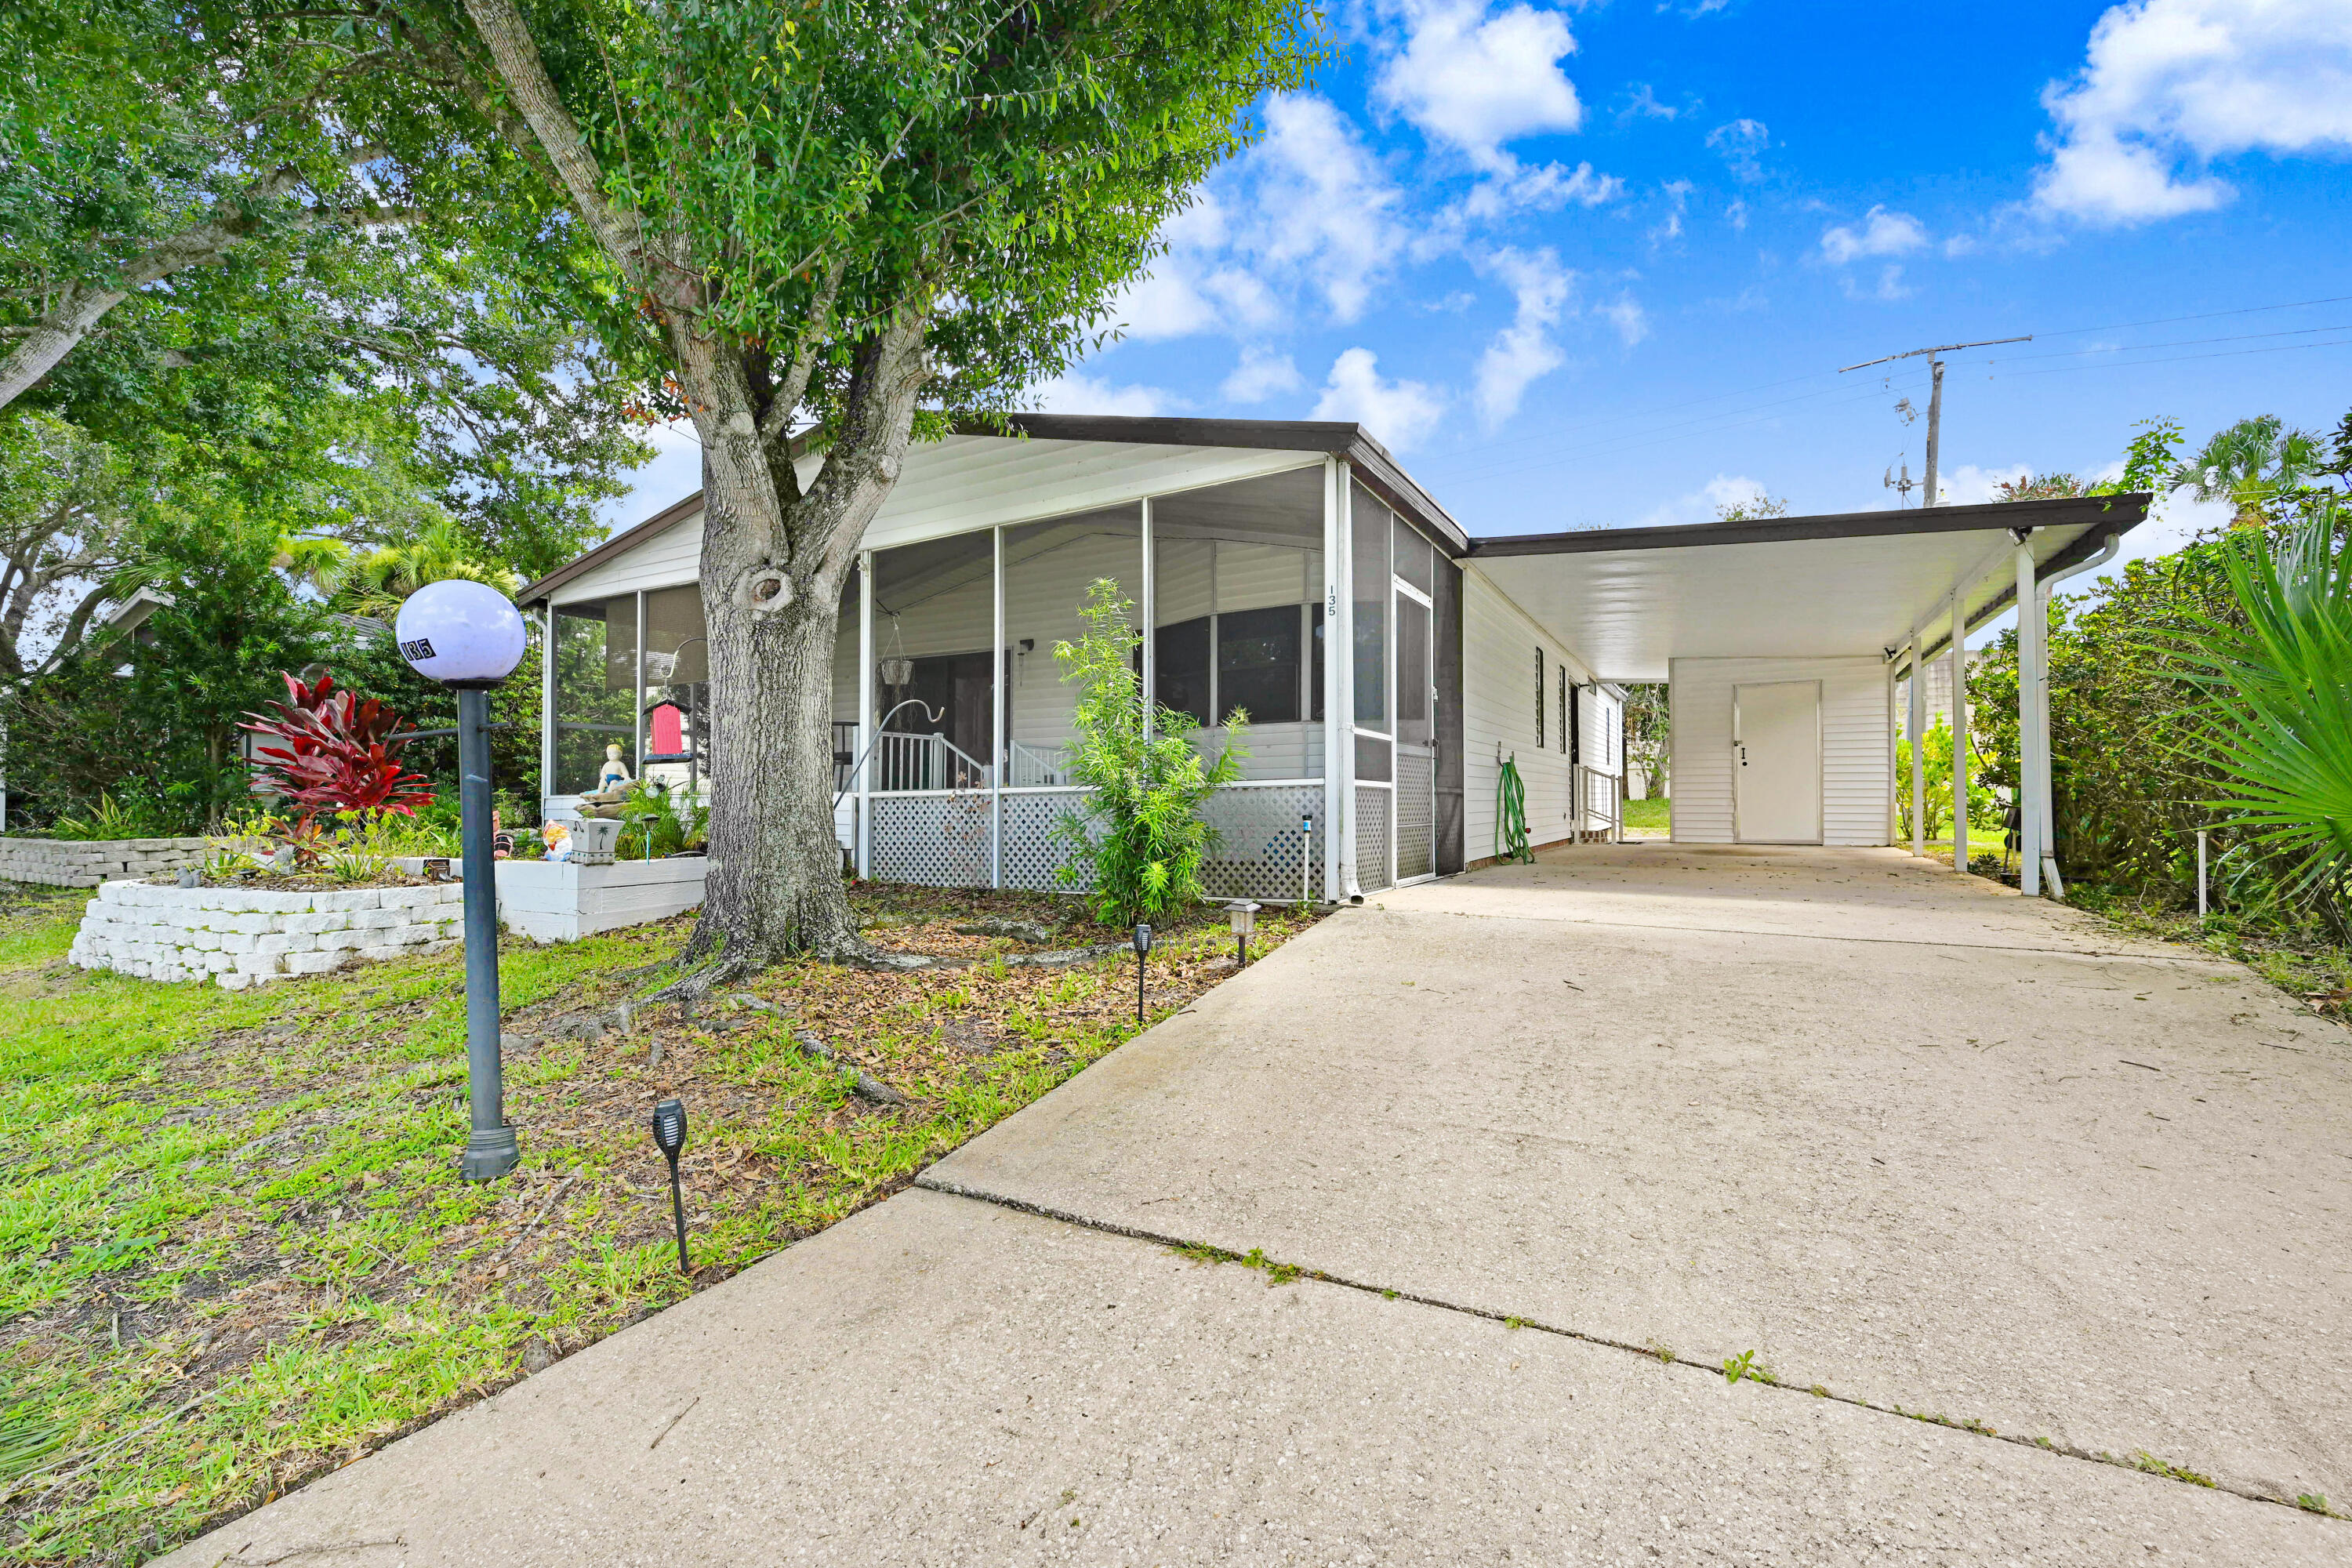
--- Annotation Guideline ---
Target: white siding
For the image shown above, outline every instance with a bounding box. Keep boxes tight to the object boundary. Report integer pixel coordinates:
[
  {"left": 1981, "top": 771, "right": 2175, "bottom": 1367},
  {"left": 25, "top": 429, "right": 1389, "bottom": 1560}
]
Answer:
[
  {"left": 1668, "top": 656, "right": 1889, "bottom": 846},
  {"left": 1462, "top": 565, "right": 1596, "bottom": 860},
  {"left": 558, "top": 510, "right": 702, "bottom": 602}
]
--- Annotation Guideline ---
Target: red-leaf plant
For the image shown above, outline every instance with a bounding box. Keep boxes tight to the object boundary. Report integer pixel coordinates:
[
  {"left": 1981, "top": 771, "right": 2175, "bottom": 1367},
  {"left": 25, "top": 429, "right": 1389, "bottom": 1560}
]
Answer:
[{"left": 240, "top": 673, "right": 435, "bottom": 824}]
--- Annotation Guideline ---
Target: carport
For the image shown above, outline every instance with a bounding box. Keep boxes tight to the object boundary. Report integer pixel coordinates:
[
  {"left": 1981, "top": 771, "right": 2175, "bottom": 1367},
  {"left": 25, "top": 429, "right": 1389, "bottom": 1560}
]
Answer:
[{"left": 1463, "top": 493, "right": 2151, "bottom": 892}]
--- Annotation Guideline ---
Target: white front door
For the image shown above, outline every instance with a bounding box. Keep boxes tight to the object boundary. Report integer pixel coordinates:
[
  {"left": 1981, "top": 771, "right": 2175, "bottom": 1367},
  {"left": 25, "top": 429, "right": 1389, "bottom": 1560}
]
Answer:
[{"left": 1734, "top": 681, "right": 1822, "bottom": 844}]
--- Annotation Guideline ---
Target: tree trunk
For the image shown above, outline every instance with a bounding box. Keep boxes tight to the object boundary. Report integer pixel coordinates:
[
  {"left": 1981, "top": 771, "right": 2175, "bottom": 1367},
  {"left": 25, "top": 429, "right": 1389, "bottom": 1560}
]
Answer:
[
  {"left": 695, "top": 536, "right": 856, "bottom": 963},
  {"left": 666, "top": 315, "right": 931, "bottom": 982}
]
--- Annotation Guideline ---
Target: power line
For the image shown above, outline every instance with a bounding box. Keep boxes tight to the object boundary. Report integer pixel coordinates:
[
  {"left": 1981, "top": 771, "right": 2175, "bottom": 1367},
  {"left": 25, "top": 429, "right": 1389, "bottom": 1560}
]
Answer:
[
  {"left": 1995, "top": 334, "right": 2352, "bottom": 378},
  {"left": 2027, "top": 293, "right": 2352, "bottom": 340}
]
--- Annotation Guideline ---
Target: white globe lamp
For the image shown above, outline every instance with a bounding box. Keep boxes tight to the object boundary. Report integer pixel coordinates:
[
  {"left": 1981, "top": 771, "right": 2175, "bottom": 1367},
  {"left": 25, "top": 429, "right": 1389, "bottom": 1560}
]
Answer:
[
  {"left": 395, "top": 577, "right": 528, "bottom": 1181},
  {"left": 394, "top": 579, "right": 528, "bottom": 688}
]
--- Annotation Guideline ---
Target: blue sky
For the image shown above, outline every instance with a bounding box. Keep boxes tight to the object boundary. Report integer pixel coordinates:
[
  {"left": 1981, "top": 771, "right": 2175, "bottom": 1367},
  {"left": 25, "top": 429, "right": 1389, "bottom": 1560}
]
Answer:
[{"left": 615, "top": 0, "right": 2352, "bottom": 576}]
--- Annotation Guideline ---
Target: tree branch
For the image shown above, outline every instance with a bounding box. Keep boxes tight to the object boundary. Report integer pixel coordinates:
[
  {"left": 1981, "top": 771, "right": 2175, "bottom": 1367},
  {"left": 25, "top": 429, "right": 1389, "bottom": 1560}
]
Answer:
[{"left": 456, "top": 0, "right": 669, "bottom": 307}]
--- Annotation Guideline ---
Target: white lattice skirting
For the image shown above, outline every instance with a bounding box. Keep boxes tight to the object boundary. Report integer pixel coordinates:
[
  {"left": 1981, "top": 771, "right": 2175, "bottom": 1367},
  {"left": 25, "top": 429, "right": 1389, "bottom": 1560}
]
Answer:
[
  {"left": 1354, "top": 782, "right": 1393, "bottom": 892},
  {"left": 862, "top": 781, "right": 1326, "bottom": 902}
]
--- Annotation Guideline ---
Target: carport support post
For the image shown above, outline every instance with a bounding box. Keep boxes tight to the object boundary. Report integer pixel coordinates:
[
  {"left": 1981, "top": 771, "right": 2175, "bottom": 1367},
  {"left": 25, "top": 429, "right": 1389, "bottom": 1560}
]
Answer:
[
  {"left": 2013, "top": 541, "right": 2042, "bottom": 896},
  {"left": 1949, "top": 587, "right": 1969, "bottom": 873},
  {"left": 1907, "top": 630, "right": 1925, "bottom": 857}
]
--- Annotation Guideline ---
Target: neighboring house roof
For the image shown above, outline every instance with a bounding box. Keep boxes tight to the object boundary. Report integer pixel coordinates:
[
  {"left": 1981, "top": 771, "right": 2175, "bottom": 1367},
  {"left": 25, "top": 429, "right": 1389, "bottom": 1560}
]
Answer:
[{"left": 517, "top": 415, "right": 1469, "bottom": 606}]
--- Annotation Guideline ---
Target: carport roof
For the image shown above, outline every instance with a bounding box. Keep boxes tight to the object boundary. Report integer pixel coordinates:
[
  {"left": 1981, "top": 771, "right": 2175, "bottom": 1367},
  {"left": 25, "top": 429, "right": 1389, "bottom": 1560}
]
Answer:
[{"left": 1465, "top": 494, "right": 2152, "bottom": 683}]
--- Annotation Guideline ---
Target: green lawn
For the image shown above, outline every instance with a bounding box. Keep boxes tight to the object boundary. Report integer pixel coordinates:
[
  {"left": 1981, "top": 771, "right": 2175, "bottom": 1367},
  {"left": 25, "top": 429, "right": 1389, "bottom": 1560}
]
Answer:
[
  {"left": 0, "top": 880, "right": 1311, "bottom": 1563},
  {"left": 1623, "top": 797, "right": 1669, "bottom": 832}
]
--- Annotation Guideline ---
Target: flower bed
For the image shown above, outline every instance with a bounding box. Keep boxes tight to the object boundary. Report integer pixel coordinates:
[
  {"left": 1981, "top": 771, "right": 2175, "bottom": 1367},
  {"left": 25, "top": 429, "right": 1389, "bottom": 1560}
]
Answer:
[
  {"left": 0, "top": 835, "right": 211, "bottom": 888},
  {"left": 67, "top": 879, "right": 465, "bottom": 989}
]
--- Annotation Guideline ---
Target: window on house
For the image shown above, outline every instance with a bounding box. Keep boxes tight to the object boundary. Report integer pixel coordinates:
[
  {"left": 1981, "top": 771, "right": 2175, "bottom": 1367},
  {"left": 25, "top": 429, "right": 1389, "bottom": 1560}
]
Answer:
[
  {"left": 1155, "top": 615, "right": 1212, "bottom": 727},
  {"left": 1559, "top": 666, "right": 1569, "bottom": 754},
  {"left": 1535, "top": 648, "right": 1545, "bottom": 748},
  {"left": 1218, "top": 604, "right": 1302, "bottom": 725}
]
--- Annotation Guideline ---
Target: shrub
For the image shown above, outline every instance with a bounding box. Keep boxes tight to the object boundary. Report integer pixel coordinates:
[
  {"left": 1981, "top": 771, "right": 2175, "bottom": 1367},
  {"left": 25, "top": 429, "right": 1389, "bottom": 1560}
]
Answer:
[
  {"left": 2168, "top": 495, "right": 2352, "bottom": 927},
  {"left": 240, "top": 673, "right": 434, "bottom": 822},
  {"left": 1051, "top": 579, "right": 1245, "bottom": 924}
]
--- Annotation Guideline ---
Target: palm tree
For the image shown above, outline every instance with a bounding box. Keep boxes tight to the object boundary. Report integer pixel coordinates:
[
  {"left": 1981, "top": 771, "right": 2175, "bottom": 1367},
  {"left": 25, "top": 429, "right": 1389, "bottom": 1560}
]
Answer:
[
  {"left": 2169, "top": 416, "right": 2325, "bottom": 529},
  {"left": 275, "top": 519, "right": 521, "bottom": 621}
]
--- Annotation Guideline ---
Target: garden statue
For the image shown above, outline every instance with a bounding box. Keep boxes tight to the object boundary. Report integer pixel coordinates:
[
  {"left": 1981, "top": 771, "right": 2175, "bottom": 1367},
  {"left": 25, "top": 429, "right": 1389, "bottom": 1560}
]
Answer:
[{"left": 598, "top": 742, "right": 633, "bottom": 793}]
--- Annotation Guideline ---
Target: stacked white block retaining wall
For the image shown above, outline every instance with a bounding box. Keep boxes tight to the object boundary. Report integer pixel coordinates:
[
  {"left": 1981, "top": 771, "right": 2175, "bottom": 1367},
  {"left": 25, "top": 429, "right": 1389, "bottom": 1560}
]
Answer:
[
  {"left": 69, "top": 881, "right": 465, "bottom": 989},
  {"left": 0, "top": 837, "right": 211, "bottom": 888}
]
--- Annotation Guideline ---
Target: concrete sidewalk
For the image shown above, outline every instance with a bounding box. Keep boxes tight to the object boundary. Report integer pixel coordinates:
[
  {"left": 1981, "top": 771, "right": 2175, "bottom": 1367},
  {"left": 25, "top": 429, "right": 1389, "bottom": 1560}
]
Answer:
[{"left": 162, "top": 846, "right": 2352, "bottom": 1565}]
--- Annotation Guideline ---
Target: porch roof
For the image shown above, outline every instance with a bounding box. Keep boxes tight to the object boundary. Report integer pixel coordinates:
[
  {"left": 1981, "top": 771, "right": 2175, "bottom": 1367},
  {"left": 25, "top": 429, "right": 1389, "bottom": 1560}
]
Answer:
[
  {"left": 1464, "top": 494, "right": 2152, "bottom": 684},
  {"left": 518, "top": 415, "right": 1468, "bottom": 608}
]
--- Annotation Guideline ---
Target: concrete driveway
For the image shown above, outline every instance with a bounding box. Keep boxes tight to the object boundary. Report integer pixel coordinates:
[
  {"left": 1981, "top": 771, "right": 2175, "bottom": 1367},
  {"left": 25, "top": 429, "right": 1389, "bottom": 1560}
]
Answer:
[{"left": 162, "top": 846, "right": 2352, "bottom": 1566}]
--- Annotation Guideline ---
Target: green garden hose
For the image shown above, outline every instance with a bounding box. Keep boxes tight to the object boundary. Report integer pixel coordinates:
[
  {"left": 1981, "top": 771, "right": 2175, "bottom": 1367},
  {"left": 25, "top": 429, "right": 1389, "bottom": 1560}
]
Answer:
[{"left": 1496, "top": 754, "right": 1534, "bottom": 864}]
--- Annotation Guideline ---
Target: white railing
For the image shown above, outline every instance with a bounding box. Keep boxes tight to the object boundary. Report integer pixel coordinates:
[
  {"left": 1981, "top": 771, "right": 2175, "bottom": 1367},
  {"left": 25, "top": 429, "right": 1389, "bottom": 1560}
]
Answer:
[
  {"left": 873, "top": 730, "right": 993, "bottom": 793},
  {"left": 1006, "top": 739, "right": 1065, "bottom": 787}
]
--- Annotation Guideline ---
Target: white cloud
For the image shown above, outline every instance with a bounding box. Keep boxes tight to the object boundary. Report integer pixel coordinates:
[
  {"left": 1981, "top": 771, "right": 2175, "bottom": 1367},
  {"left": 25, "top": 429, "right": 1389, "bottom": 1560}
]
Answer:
[
  {"left": 1634, "top": 474, "right": 1774, "bottom": 529},
  {"left": 1705, "top": 118, "right": 1770, "bottom": 181},
  {"left": 2034, "top": 0, "right": 2352, "bottom": 224},
  {"left": 1312, "top": 348, "right": 1446, "bottom": 450},
  {"left": 1820, "top": 205, "right": 1929, "bottom": 264},
  {"left": 1474, "top": 249, "right": 1577, "bottom": 428},
  {"left": 1936, "top": 463, "right": 2032, "bottom": 506},
  {"left": 1621, "top": 82, "right": 1679, "bottom": 122},
  {"left": 1112, "top": 96, "right": 1405, "bottom": 336},
  {"left": 1837, "top": 263, "right": 1913, "bottom": 302},
  {"left": 1649, "top": 179, "right": 1694, "bottom": 246},
  {"left": 1029, "top": 372, "right": 1174, "bottom": 418},
  {"left": 1599, "top": 293, "right": 1650, "bottom": 347},
  {"left": 1373, "top": 2, "right": 1585, "bottom": 169},
  {"left": 1221, "top": 347, "right": 1305, "bottom": 405},
  {"left": 1458, "top": 157, "right": 1623, "bottom": 221},
  {"left": 1251, "top": 96, "right": 1408, "bottom": 320}
]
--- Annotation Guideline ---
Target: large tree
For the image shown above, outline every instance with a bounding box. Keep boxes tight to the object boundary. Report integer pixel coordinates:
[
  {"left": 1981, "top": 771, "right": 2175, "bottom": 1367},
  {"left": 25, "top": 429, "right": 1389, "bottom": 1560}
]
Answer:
[{"left": 347, "top": 0, "right": 1314, "bottom": 978}]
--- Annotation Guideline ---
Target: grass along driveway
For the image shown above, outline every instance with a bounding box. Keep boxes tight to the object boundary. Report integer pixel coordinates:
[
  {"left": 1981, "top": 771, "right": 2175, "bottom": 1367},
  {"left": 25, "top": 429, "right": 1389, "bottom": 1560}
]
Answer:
[{"left": 0, "top": 879, "right": 1317, "bottom": 1564}]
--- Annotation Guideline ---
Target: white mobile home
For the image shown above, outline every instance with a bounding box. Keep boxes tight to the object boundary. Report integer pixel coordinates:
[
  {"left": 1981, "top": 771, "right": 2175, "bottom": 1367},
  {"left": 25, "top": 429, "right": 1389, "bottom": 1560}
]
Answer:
[{"left": 517, "top": 416, "right": 2148, "bottom": 900}]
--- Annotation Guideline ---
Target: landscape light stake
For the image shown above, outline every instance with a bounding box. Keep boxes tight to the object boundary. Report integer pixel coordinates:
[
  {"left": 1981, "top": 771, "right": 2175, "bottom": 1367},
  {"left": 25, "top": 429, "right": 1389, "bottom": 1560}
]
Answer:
[
  {"left": 1300, "top": 811, "right": 1313, "bottom": 906},
  {"left": 1131, "top": 923, "right": 1151, "bottom": 1024},
  {"left": 652, "top": 1098, "right": 690, "bottom": 1275},
  {"left": 395, "top": 580, "right": 528, "bottom": 1182},
  {"left": 1227, "top": 901, "right": 1258, "bottom": 970}
]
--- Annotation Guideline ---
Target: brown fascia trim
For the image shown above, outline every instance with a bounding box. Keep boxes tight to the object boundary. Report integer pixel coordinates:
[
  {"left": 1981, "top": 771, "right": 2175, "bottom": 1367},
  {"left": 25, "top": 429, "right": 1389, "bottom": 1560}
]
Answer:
[
  {"left": 522, "top": 415, "right": 1479, "bottom": 603},
  {"left": 1904, "top": 498, "right": 2151, "bottom": 669},
  {"left": 1465, "top": 492, "right": 2152, "bottom": 559}
]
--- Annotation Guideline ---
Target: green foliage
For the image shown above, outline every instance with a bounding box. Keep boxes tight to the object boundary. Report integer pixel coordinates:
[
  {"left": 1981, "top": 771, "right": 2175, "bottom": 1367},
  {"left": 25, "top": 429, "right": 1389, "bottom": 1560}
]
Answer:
[
  {"left": 2165, "top": 497, "right": 2352, "bottom": 917},
  {"left": 1622, "top": 683, "right": 1668, "bottom": 794},
  {"left": 1974, "top": 528, "right": 2239, "bottom": 898},
  {"left": 614, "top": 780, "right": 706, "bottom": 861},
  {"left": 1894, "top": 717, "right": 2001, "bottom": 844},
  {"left": 1051, "top": 579, "right": 1245, "bottom": 924},
  {"left": 2168, "top": 414, "right": 2327, "bottom": 528}
]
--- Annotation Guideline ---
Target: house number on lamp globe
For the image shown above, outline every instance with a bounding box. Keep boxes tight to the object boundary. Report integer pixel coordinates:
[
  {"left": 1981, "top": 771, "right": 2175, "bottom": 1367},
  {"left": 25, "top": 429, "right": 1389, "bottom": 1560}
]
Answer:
[{"left": 394, "top": 579, "right": 528, "bottom": 688}]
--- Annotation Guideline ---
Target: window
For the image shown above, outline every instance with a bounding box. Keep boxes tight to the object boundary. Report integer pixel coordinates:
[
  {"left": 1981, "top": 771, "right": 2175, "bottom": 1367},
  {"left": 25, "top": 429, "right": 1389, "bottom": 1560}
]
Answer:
[
  {"left": 1534, "top": 648, "right": 1545, "bottom": 747},
  {"left": 1218, "top": 604, "right": 1302, "bottom": 725},
  {"left": 1155, "top": 615, "right": 1212, "bottom": 726},
  {"left": 1559, "top": 666, "right": 1569, "bottom": 754}
]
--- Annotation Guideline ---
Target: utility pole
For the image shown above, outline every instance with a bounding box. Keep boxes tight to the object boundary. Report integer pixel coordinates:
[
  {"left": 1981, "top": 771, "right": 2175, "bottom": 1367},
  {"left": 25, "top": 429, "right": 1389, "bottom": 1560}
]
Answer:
[{"left": 1842, "top": 336, "right": 2031, "bottom": 506}]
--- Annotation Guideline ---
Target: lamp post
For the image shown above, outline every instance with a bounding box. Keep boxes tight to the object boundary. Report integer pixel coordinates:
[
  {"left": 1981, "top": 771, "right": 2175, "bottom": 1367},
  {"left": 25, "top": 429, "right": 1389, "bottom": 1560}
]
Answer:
[
  {"left": 396, "top": 579, "right": 528, "bottom": 1182},
  {"left": 1131, "top": 922, "right": 1151, "bottom": 1024},
  {"left": 1227, "top": 901, "right": 1258, "bottom": 969}
]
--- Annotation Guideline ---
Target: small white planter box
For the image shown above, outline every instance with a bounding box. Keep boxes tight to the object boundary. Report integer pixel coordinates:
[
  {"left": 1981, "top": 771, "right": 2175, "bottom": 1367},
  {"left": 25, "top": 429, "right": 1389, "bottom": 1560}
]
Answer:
[{"left": 493, "top": 856, "right": 706, "bottom": 942}]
